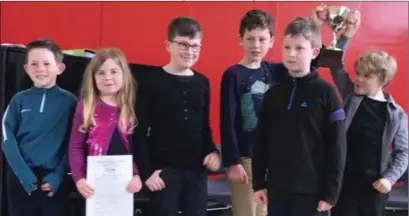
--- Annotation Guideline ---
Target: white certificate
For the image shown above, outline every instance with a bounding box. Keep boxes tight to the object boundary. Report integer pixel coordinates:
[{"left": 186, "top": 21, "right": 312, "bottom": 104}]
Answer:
[{"left": 86, "top": 155, "right": 133, "bottom": 216}]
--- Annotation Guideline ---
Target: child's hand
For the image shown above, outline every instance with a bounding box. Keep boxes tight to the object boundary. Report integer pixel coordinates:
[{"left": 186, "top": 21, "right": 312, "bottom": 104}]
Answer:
[
  {"left": 203, "top": 152, "right": 221, "bottom": 172},
  {"left": 227, "top": 164, "right": 249, "bottom": 184},
  {"left": 343, "top": 10, "right": 361, "bottom": 38},
  {"left": 146, "top": 170, "right": 165, "bottom": 192},
  {"left": 41, "top": 183, "right": 52, "bottom": 191},
  {"left": 253, "top": 189, "right": 268, "bottom": 206},
  {"left": 41, "top": 183, "right": 54, "bottom": 197},
  {"left": 311, "top": 3, "right": 329, "bottom": 27},
  {"left": 127, "top": 175, "right": 142, "bottom": 193},
  {"left": 75, "top": 178, "right": 94, "bottom": 199},
  {"left": 373, "top": 178, "right": 392, "bottom": 194},
  {"left": 316, "top": 200, "right": 333, "bottom": 212}
]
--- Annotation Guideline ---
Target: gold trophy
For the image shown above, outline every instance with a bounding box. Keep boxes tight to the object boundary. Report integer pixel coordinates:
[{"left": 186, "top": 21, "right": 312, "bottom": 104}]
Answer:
[{"left": 317, "top": 5, "right": 355, "bottom": 68}]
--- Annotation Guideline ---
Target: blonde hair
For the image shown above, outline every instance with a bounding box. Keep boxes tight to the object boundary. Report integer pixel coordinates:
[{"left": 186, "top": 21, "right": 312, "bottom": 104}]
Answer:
[
  {"left": 355, "top": 50, "right": 398, "bottom": 86},
  {"left": 79, "top": 48, "right": 137, "bottom": 134}
]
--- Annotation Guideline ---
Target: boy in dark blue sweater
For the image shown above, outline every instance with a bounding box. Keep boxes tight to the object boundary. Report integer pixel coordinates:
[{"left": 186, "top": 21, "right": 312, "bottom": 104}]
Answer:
[
  {"left": 1, "top": 39, "right": 77, "bottom": 216},
  {"left": 219, "top": 9, "right": 276, "bottom": 216}
]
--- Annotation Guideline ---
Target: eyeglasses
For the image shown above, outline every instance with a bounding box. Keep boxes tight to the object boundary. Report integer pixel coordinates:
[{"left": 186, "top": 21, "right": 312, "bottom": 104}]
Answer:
[{"left": 170, "top": 40, "right": 201, "bottom": 52}]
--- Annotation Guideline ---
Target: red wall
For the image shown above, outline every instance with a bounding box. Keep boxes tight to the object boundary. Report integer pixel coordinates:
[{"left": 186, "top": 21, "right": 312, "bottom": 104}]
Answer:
[{"left": 1, "top": 2, "right": 408, "bottom": 144}]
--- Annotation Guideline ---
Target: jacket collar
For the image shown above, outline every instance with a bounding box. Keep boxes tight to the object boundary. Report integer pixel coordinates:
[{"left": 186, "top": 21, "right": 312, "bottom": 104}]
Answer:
[
  {"left": 281, "top": 67, "right": 319, "bottom": 84},
  {"left": 380, "top": 92, "right": 398, "bottom": 110},
  {"left": 31, "top": 84, "right": 58, "bottom": 92},
  {"left": 355, "top": 91, "right": 399, "bottom": 110}
]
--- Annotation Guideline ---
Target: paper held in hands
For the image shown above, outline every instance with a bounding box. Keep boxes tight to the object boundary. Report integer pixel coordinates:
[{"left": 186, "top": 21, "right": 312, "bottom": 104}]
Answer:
[{"left": 86, "top": 155, "right": 134, "bottom": 216}]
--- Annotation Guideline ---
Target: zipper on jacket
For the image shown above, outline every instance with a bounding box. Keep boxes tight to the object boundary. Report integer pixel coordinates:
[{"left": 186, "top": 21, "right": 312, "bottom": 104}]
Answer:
[
  {"left": 39, "top": 90, "right": 46, "bottom": 113},
  {"left": 287, "top": 78, "right": 297, "bottom": 110}
]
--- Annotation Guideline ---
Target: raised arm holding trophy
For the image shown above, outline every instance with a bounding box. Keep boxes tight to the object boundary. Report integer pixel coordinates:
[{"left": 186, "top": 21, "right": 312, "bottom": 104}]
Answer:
[{"left": 312, "top": 3, "right": 361, "bottom": 68}]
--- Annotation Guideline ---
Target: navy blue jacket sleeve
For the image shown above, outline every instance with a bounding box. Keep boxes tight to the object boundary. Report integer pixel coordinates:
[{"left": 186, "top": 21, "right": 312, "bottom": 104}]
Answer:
[
  {"left": 203, "top": 78, "right": 217, "bottom": 156},
  {"left": 43, "top": 94, "right": 78, "bottom": 192},
  {"left": 328, "top": 35, "right": 354, "bottom": 100},
  {"left": 133, "top": 79, "right": 154, "bottom": 182},
  {"left": 320, "top": 86, "right": 347, "bottom": 205},
  {"left": 220, "top": 70, "right": 241, "bottom": 167},
  {"left": 1, "top": 94, "right": 38, "bottom": 194},
  {"left": 311, "top": 34, "right": 351, "bottom": 69},
  {"left": 251, "top": 88, "right": 272, "bottom": 191}
]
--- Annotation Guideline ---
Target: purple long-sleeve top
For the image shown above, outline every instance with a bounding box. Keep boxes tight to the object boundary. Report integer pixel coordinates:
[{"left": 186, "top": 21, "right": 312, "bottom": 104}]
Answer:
[{"left": 68, "top": 99, "right": 138, "bottom": 183}]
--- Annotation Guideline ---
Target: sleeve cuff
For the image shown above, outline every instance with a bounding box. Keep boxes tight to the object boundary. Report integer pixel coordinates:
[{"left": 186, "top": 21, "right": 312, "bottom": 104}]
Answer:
[
  {"left": 382, "top": 174, "right": 397, "bottom": 185},
  {"left": 336, "top": 35, "right": 350, "bottom": 50},
  {"left": 71, "top": 172, "right": 85, "bottom": 184},
  {"left": 43, "top": 172, "right": 63, "bottom": 193},
  {"left": 252, "top": 182, "right": 267, "bottom": 192},
  {"left": 140, "top": 169, "right": 154, "bottom": 182},
  {"left": 222, "top": 159, "right": 241, "bottom": 168},
  {"left": 22, "top": 181, "right": 38, "bottom": 194},
  {"left": 320, "top": 195, "right": 337, "bottom": 206},
  {"left": 133, "top": 163, "right": 139, "bottom": 175}
]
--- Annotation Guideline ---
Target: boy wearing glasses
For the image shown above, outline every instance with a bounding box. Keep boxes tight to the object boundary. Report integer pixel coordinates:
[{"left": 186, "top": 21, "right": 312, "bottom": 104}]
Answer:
[{"left": 133, "top": 16, "right": 221, "bottom": 216}]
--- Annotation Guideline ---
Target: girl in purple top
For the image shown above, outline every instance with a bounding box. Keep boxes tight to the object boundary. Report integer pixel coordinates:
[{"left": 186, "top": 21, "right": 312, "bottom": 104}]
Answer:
[{"left": 68, "top": 48, "right": 141, "bottom": 199}]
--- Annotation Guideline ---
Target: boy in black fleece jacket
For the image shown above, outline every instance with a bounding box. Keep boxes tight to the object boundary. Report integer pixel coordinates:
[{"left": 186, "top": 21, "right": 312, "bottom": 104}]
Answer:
[{"left": 252, "top": 17, "right": 347, "bottom": 216}]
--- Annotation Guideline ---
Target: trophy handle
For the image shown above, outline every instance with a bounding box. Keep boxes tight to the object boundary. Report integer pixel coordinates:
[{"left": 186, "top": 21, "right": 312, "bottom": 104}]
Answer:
[
  {"left": 318, "top": 31, "right": 344, "bottom": 68},
  {"left": 328, "top": 32, "right": 341, "bottom": 51}
]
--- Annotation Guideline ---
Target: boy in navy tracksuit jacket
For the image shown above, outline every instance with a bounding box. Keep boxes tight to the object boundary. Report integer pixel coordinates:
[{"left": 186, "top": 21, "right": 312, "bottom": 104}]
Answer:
[{"left": 2, "top": 39, "right": 77, "bottom": 216}]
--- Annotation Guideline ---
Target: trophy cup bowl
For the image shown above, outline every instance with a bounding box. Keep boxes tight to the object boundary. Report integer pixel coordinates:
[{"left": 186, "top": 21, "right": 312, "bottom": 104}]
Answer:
[
  {"left": 327, "top": 5, "right": 351, "bottom": 50},
  {"left": 317, "top": 5, "right": 352, "bottom": 68}
]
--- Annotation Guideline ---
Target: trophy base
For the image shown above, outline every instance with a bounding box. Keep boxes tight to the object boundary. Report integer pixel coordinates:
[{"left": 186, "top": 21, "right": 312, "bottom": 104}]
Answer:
[{"left": 317, "top": 48, "right": 344, "bottom": 69}]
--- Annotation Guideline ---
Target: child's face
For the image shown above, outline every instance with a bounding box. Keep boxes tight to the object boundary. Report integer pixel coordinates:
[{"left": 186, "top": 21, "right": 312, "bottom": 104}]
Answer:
[
  {"left": 353, "top": 70, "right": 384, "bottom": 96},
  {"left": 94, "top": 58, "right": 124, "bottom": 97},
  {"left": 166, "top": 35, "right": 202, "bottom": 70},
  {"left": 239, "top": 27, "right": 273, "bottom": 63},
  {"left": 24, "top": 48, "right": 65, "bottom": 88},
  {"left": 282, "top": 34, "right": 319, "bottom": 76}
]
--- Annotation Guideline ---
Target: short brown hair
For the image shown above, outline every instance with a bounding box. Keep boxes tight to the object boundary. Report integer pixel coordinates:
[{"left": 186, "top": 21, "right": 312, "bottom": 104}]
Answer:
[
  {"left": 167, "top": 16, "right": 202, "bottom": 41},
  {"left": 284, "top": 17, "right": 321, "bottom": 48},
  {"left": 25, "top": 38, "right": 64, "bottom": 64},
  {"left": 239, "top": 9, "right": 274, "bottom": 37},
  {"left": 354, "top": 50, "right": 397, "bottom": 86}
]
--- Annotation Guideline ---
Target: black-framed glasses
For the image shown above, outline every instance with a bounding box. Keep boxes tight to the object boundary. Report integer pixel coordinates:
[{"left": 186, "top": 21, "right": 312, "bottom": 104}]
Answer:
[{"left": 170, "top": 40, "right": 201, "bottom": 52}]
